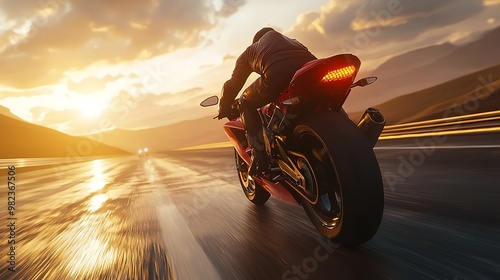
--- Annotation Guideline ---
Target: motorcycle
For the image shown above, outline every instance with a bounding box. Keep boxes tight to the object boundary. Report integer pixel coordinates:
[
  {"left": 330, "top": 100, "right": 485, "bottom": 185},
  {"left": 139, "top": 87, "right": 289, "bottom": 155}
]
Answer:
[{"left": 201, "top": 54, "right": 385, "bottom": 245}]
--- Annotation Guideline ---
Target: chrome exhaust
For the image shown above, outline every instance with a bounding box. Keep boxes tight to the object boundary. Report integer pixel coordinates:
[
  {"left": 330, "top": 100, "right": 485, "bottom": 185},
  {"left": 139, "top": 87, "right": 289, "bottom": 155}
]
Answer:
[{"left": 357, "top": 108, "right": 385, "bottom": 148}]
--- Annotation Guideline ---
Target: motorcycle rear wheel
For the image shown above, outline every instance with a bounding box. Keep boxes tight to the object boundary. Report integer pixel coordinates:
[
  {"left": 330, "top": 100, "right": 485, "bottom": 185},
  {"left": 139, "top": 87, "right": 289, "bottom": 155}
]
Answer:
[
  {"left": 234, "top": 149, "right": 270, "bottom": 205},
  {"left": 292, "top": 111, "right": 384, "bottom": 245}
]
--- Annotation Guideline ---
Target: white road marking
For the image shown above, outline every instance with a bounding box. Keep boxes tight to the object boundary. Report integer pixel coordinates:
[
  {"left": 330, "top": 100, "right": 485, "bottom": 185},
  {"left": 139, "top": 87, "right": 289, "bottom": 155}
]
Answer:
[
  {"left": 145, "top": 158, "right": 222, "bottom": 280},
  {"left": 156, "top": 196, "right": 222, "bottom": 280}
]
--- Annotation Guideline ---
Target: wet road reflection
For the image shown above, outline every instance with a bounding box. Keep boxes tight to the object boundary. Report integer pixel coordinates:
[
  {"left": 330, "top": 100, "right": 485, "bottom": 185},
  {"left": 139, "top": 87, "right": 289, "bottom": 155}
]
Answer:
[
  {"left": 87, "top": 160, "right": 107, "bottom": 192},
  {"left": 0, "top": 158, "right": 171, "bottom": 280},
  {"left": 0, "top": 145, "right": 498, "bottom": 280}
]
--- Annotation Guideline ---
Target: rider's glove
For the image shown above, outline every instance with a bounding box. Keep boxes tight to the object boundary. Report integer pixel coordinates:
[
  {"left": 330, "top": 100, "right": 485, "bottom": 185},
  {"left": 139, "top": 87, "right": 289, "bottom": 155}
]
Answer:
[{"left": 217, "top": 97, "right": 232, "bottom": 119}]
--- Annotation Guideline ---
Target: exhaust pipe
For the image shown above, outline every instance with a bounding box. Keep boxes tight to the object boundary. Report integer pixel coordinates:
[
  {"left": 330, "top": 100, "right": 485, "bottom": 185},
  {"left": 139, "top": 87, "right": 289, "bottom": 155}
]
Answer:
[{"left": 357, "top": 107, "right": 385, "bottom": 148}]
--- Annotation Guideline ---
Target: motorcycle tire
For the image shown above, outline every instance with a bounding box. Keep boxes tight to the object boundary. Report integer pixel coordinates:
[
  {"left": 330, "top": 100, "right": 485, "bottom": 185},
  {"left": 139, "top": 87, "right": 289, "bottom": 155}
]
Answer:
[
  {"left": 292, "top": 110, "right": 384, "bottom": 245},
  {"left": 234, "top": 149, "right": 270, "bottom": 205}
]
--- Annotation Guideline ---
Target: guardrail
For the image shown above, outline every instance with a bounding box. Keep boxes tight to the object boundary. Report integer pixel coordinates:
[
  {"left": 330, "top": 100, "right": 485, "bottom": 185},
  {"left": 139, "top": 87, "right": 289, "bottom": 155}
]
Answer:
[{"left": 379, "top": 110, "right": 500, "bottom": 140}]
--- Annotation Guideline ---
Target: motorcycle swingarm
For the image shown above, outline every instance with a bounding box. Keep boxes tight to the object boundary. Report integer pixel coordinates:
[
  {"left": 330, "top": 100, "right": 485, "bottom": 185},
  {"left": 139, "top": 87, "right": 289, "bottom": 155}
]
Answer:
[{"left": 272, "top": 140, "right": 319, "bottom": 205}]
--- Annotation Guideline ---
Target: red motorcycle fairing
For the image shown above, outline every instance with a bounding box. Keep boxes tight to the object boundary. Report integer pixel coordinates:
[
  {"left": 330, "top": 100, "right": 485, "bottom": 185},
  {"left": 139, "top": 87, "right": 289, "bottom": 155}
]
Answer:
[
  {"left": 254, "top": 177, "right": 299, "bottom": 205},
  {"left": 277, "top": 54, "right": 361, "bottom": 111},
  {"left": 223, "top": 118, "right": 300, "bottom": 205},
  {"left": 223, "top": 119, "right": 248, "bottom": 162}
]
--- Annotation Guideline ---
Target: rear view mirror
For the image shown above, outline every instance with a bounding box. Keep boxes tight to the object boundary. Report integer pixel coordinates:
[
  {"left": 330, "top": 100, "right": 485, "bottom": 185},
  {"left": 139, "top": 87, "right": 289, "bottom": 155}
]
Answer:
[
  {"left": 200, "top": 96, "right": 219, "bottom": 107},
  {"left": 352, "top": 76, "right": 378, "bottom": 88}
]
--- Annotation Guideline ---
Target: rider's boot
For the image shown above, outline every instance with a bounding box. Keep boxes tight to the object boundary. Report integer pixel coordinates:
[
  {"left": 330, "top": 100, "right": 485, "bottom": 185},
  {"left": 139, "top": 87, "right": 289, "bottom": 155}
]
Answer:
[{"left": 248, "top": 132, "right": 269, "bottom": 177}]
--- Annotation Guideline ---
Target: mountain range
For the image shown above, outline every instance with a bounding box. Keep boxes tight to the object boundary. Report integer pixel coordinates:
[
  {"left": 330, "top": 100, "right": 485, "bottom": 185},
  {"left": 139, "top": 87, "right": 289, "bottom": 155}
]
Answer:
[
  {"left": 86, "top": 116, "right": 226, "bottom": 153},
  {"left": 350, "top": 64, "right": 500, "bottom": 125},
  {"left": 344, "top": 26, "right": 500, "bottom": 112},
  {"left": 0, "top": 107, "right": 129, "bottom": 158}
]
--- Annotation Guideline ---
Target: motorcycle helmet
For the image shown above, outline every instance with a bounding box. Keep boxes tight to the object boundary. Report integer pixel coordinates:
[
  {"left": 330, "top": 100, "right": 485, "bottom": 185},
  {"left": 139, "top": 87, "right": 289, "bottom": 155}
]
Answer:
[{"left": 252, "top": 27, "right": 274, "bottom": 44}]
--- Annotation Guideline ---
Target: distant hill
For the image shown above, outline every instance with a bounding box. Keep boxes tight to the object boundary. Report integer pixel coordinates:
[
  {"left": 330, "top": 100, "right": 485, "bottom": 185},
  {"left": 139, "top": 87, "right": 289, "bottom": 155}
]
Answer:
[
  {"left": 0, "top": 114, "right": 129, "bottom": 158},
  {"left": 370, "top": 43, "right": 457, "bottom": 79},
  {"left": 86, "top": 116, "right": 227, "bottom": 152},
  {"left": 0, "top": 105, "right": 24, "bottom": 121},
  {"left": 349, "top": 63, "right": 500, "bottom": 125},
  {"left": 345, "top": 26, "right": 500, "bottom": 112}
]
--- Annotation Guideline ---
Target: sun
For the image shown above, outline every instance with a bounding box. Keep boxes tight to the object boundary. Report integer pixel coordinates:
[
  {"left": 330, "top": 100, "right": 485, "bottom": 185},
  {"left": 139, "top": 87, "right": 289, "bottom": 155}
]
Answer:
[{"left": 80, "top": 103, "right": 104, "bottom": 119}]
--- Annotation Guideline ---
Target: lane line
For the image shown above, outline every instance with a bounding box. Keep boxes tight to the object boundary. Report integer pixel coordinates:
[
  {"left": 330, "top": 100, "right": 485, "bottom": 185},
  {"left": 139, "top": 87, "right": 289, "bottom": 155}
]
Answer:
[
  {"left": 145, "top": 159, "right": 222, "bottom": 280},
  {"left": 155, "top": 197, "right": 222, "bottom": 280}
]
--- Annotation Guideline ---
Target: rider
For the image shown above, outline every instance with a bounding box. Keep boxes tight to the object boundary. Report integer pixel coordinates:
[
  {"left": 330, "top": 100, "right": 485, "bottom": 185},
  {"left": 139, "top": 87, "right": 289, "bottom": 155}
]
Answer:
[{"left": 218, "top": 27, "right": 316, "bottom": 175}]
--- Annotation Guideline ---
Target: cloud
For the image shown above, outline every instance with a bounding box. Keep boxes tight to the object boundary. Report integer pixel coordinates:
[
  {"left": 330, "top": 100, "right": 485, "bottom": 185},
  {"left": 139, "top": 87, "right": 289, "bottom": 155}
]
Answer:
[
  {"left": 114, "top": 92, "right": 217, "bottom": 130},
  {"left": 0, "top": 87, "right": 53, "bottom": 98},
  {"left": 0, "top": 0, "right": 247, "bottom": 89},
  {"left": 28, "top": 87, "right": 211, "bottom": 134},
  {"left": 67, "top": 74, "right": 124, "bottom": 95},
  {"left": 103, "top": 87, "right": 210, "bottom": 129},
  {"left": 30, "top": 106, "right": 80, "bottom": 124},
  {"left": 287, "top": 0, "right": 486, "bottom": 58},
  {"left": 222, "top": 54, "right": 237, "bottom": 61}
]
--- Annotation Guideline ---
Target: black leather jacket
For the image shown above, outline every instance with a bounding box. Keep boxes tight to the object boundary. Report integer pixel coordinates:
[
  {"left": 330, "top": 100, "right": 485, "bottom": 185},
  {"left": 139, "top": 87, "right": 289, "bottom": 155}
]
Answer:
[{"left": 220, "top": 30, "right": 316, "bottom": 108}]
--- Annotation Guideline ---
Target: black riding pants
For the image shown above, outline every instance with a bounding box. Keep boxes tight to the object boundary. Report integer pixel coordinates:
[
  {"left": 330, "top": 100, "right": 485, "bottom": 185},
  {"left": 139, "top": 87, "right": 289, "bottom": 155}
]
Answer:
[{"left": 239, "top": 58, "right": 313, "bottom": 138}]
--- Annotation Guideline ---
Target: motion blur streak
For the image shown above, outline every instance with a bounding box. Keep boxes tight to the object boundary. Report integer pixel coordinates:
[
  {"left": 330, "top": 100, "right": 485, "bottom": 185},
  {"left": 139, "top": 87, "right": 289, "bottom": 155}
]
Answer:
[
  {"left": 380, "top": 110, "right": 500, "bottom": 140},
  {"left": 383, "top": 115, "right": 500, "bottom": 133},
  {"left": 383, "top": 110, "right": 500, "bottom": 129},
  {"left": 380, "top": 126, "right": 500, "bottom": 140}
]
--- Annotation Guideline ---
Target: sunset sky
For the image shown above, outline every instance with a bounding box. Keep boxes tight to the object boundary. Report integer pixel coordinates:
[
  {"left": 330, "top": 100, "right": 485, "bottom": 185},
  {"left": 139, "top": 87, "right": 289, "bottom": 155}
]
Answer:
[{"left": 0, "top": 0, "right": 499, "bottom": 135}]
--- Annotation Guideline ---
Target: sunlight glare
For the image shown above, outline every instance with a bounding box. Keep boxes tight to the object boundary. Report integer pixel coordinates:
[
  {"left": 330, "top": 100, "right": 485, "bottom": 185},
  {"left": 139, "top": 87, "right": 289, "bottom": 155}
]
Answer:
[
  {"left": 89, "top": 194, "right": 108, "bottom": 212},
  {"left": 87, "top": 160, "right": 107, "bottom": 191},
  {"left": 81, "top": 104, "right": 104, "bottom": 118},
  {"left": 484, "top": 0, "right": 500, "bottom": 6}
]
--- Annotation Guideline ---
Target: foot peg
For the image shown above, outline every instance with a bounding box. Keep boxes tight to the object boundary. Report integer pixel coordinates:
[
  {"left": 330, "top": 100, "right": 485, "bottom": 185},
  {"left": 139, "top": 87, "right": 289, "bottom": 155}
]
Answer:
[
  {"left": 271, "top": 174, "right": 284, "bottom": 182},
  {"left": 270, "top": 167, "right": 281, "bottom": 173},
  {"left": 268, "top": 167, "right": 283, "bottom": 182}
]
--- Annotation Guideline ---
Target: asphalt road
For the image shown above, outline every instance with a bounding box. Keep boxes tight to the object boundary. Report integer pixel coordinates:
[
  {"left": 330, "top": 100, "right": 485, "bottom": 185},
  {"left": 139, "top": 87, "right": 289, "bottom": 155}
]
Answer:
[{"left": 0, "top": 136, "right": 499, "bottom": 280}]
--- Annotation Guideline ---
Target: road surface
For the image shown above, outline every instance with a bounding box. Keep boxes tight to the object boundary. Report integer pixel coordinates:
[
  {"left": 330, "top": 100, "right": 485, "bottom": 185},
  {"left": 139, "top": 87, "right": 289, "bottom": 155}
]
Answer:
[{"left": 1, "top": 135, "right": 499, "bottom": 280}]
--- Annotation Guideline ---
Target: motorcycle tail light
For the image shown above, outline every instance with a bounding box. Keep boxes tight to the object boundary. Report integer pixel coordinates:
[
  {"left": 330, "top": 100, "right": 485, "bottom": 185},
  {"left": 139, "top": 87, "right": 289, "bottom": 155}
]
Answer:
[{"left": 321, "top": 65, "right": 356, "bottom": 83}]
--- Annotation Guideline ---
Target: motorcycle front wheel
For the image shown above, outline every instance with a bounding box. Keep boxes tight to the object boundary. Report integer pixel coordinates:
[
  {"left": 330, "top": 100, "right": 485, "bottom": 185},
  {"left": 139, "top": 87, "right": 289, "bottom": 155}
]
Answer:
[
  {"left": 292, "top": 111, "right": 384, "bottom": 245},
  {"left": 234, "top": 149, "right": 270, "bottom": 205}
]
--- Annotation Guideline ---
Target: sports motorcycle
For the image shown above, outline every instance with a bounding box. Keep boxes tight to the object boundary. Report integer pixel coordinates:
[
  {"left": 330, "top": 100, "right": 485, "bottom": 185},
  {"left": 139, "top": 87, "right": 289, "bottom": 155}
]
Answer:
[{"left": 201, "top": 54, "right": 385, "bottom": 245}]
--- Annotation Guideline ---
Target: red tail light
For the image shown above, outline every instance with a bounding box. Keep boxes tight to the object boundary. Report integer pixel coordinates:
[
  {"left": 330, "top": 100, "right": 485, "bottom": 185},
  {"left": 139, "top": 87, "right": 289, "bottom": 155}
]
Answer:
[{"left": 321, "top": 65, "right": 356, "bottom": 83}]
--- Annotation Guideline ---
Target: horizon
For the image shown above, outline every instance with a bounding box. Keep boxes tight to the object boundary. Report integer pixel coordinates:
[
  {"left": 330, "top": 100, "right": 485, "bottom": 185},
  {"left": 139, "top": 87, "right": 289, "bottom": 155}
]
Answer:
[{"left": 1, "top": 0, "right": 500, "bottom": 136}]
